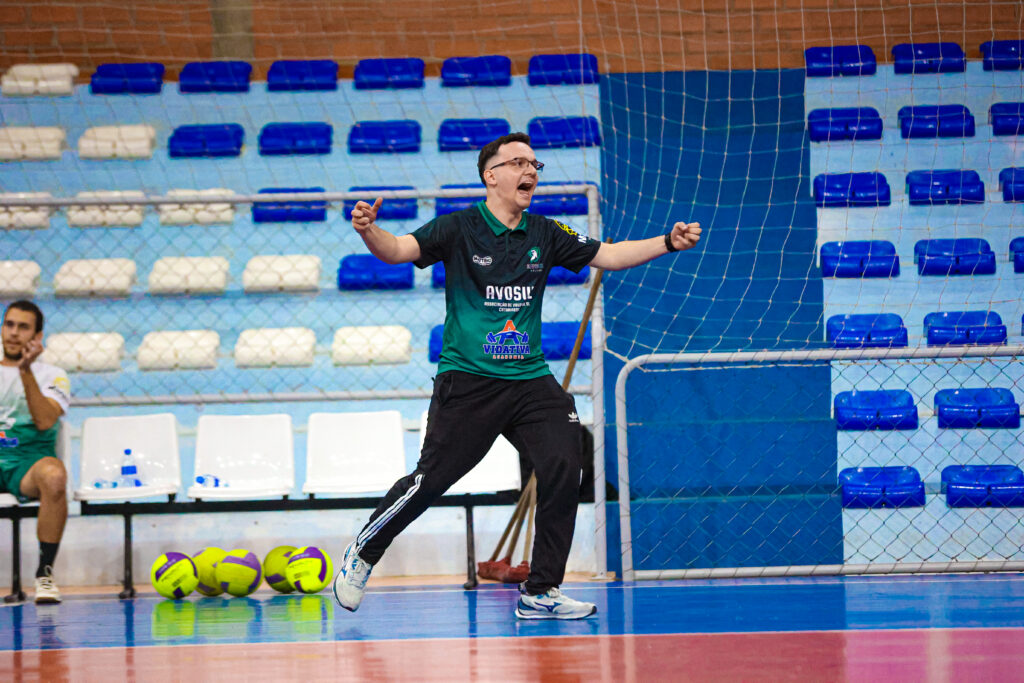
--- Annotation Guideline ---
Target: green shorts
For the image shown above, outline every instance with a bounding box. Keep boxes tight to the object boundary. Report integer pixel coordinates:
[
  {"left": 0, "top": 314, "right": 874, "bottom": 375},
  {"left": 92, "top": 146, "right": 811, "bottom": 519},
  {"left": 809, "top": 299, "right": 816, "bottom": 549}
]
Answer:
[{"left": 0, "top": 454, "right": 47, "bottom": 503}]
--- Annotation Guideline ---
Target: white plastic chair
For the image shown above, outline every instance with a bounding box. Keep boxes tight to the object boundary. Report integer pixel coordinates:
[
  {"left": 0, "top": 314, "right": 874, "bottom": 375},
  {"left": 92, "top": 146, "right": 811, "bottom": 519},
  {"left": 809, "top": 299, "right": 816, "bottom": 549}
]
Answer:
[
  {"left": 303, "top": 411, "right": 407, "bottom": 495},
  {"left": 74, "top": 413, "right": 181, "bottom": 502},
  {"left": 419, "top": 411, "right": 522, "bottom": 495},
  {"left": 188, "top": 414, "right": 294, "bottom": 500}
]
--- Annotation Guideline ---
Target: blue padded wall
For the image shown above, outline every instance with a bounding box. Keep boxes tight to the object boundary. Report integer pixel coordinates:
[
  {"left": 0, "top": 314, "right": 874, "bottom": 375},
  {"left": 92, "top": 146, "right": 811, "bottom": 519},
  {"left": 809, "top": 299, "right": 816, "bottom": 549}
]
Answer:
[{"left": 598, "top": 69, "right": 839, "bottom": 573}]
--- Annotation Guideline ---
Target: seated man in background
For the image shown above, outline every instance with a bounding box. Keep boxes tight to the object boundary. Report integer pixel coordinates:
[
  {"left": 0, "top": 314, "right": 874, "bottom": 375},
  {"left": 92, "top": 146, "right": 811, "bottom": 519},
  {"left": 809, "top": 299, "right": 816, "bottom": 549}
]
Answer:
[{"left": 1, "top": 301, "right": 70, "bottom": 603}]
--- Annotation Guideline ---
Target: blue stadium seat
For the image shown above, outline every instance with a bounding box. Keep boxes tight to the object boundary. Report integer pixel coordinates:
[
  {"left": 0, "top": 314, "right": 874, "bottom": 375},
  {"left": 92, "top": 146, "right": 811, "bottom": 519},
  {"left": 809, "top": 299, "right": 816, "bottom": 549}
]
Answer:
[
  {"left": 438, "top": 119, "right": 511, "bottom": 151},
  {"left": 892, "top": 42, "right": 966, "bottom": 74},
  {"left": 337, "top": 254, "right": 414, "bottom": 291},
  {"left": 981, "top": 40, "right": 1024, "bottom": 71},
  {"left": 826, "top": 313, "right": 908, "bottom": 348},
  {"left": 813, "top": 172, "right": 891, "bottom": 207},
  {"left": 906, "top": 170, "right": 984, "bottom": 205},
  {"left": 527, "top": 116, "right": 601, "bottom": 148},
  {"left": 348, "top": 120, "right": 421, "bottom": 153},
  {"left": 1010, "top": 236, "right": 1024, "bottom": 273},
  {"left": 90, "top": 63, "right": 164, "bottom": 94},
  {"left": 431, "top": 262, "right": 446, "bottom": 288},
  {"left": 913, "top": 238, "right": 995, "bottom": 275},
  {"left": 258, "top": 123, "right": 333, "bottom": 155},
  {"left": 435, "top": 184, "right": 482, "bottom": 216},
  {"left": 807, "top": 108, "right": 883, "bottom": 142},
  {"left": 168, "top": 124, "right": 244, "bottom": 158},
  {"left": 548, "top": 266, "right": 589, "bottom": 285},
  {"left": 834, "top": 390, "right": 918, "bottom": 430},
  {"left": 354, "top": 58, "right": 425, "bottom": 90},
  {"left": 179, "top": 61, "right": 252, "bottom": 93},
  {"left": 530, "top": 181, "right": 594, "bottom": 216},
  {"left": 252, "top": 187, "right": 327, "bottom": 223},
  {"left": 943, "top": 465, "right": 1024, "bottom": 507},
  {"left": 839, "top": 467, "right": 925, "bottom": 508},
  {"left": 542, "top": 321, "right": 591, "bottom": 360},
  {"left": 803, "top": 45, "right": 877, "bottom": 77},
  {"left": 898, "top": 105, "right": 975, "bottom": 139},
  {"left": 528, "top": 54, "right": 599, "bottom": 85},
  {"left": 342, "top": 186, "right": 417, "bottom": 220},
  {"left": 441, "top": 56, "right": 512, "bottom": 87},
  {"left": 267, "top": 60, "right": 338, "bottom": 91},
  {"left": 820, "top": 241, "right": 899, "bottom": 278},
  {"left": 935, "top": 388, "right": 1021, "bottom": 429},
  {"left": 924, "top": 311, "right": 1007, "bottom": 346},
  {"left": 990, "top": 103, "right": 1024, "bottom": 136},
  {"left": 429, "top": 324, "right": 444, "bottom": 362},
  {"left": 1000, "top": 168, "right": 1024, "bottom": 202}
]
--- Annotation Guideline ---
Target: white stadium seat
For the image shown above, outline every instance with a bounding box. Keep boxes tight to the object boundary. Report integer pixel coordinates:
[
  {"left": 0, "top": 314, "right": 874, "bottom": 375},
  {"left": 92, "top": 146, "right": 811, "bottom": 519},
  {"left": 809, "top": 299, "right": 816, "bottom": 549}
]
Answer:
[
  {"left": 188, "top": 414, "right": 295, "bottom": 500},
  {"left": 1, "top": 63, "right": 78, "bottom": 96},
  {"left": 0, "top": 192, "right": 54, "bottom": 229},
  {"left": 158, "top": 188, "right": 236, "bottom": 225},
  {"left": 332, "top": 325, "right": 412, "bottom": 365},
  {"left": 67, "top": 191, "right": 145, "bottom": 227},
  {"left": 54, "top": 258, "right": 136, "bottom": 297},
  {"left": 78, "top": 124, "right": 156, "bottom": 159},
  {"left": 0, "top": 126, "right": 65, "bottom": 160},
  {"left": 234, "top": 327, "right": 316, "bottom": 367},
  {"left": 420, "top": 411, "right": 522, "bottom": 495},
  {"left": 242, "top": 254, "right": 321, "bottom": 292},
  {"left": 303, "top": 411, "right": 407, "bottom": 495},
  {"left": 0, "top": 260, "right": 41, "bottom": 297},
  {"left": 42, "top": 332, "right": 124, "bottom": 372},
  {"left": 148, "top": 256, "right": 229, "bottom": 294},
  {"left": 75, "top": 414, "right": 181, "bottom": 501},
  {"left": 138, "top": 330, "right": 220, "bottom": 370}
]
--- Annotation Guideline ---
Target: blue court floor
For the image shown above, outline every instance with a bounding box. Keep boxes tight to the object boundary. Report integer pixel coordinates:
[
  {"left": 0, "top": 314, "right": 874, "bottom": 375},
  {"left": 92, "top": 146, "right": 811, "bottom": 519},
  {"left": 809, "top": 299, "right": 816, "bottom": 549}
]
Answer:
[{"left": 4, "top": 573, "right": 1024, "bottom": 680}]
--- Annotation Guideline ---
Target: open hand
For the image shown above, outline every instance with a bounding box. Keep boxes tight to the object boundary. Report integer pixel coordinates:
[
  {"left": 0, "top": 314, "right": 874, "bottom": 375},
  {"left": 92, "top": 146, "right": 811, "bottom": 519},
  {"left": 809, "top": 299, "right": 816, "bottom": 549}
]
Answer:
[
  {"left": 669, "top": 221, "right": 702, "bottom": 251},
  {"left": 351, "top": 197, "right": 383, "bottom": 233}
]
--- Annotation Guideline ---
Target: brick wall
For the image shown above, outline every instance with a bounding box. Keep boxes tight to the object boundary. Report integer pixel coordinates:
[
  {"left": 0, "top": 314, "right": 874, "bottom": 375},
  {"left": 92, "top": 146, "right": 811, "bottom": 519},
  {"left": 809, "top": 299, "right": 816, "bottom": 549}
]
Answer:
[{"left": 1, "top": 0, "right": 1021, "bottom": 78}]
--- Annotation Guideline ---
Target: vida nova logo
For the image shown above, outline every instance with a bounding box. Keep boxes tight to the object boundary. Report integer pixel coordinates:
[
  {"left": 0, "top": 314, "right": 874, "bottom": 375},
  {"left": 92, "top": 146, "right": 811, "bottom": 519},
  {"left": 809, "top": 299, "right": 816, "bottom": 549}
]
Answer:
[{"left": 472, "top": 254, "right": 493, "bottom": 267}]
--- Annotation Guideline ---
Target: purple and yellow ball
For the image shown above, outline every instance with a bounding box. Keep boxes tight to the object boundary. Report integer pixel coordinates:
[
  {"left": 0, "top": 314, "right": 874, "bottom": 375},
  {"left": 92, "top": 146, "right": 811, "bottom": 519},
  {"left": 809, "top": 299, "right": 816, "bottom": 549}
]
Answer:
[
  {"left": 285, "top": 546, "right": 333, "bottom": 594},
  {"left": 215, "top": 549, "right": 262, "bottom": 597},
  {"left": 263, "top": 545, "right": 297, "bottom": 593},
  {"left": 150, "top": 552, "right": 199, "bottom": 600}
]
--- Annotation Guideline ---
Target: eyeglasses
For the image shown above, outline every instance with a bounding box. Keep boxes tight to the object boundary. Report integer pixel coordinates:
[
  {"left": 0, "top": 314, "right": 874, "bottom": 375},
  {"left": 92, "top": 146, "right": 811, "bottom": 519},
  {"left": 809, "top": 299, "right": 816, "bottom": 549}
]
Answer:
[{"left": 488, "top": 157, "right": 544, "bottom": 173}]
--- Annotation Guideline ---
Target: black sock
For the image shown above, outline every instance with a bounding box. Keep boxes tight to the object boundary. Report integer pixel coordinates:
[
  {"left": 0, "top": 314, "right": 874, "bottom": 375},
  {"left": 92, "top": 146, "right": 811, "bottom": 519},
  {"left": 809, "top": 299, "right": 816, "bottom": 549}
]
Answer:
[{"left": 37, "top": 541, "right": 59, "bottom": 578}]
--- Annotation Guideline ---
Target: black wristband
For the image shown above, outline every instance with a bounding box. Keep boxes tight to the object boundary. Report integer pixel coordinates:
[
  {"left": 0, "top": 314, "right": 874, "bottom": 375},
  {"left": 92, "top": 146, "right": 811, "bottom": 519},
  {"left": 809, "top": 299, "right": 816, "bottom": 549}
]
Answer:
[{"left": 664, "top": 232, "right": 678, "bottom": 253}]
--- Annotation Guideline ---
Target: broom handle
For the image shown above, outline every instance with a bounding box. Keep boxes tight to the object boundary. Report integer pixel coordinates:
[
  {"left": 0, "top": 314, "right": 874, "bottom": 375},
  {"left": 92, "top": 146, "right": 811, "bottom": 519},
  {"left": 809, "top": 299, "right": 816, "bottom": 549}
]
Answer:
[
  {"left": 486, "top": 477, "right": 533, "bottom": 562},
  {"left": 505, "top": 476, "right": 536, "bottom": 559}
]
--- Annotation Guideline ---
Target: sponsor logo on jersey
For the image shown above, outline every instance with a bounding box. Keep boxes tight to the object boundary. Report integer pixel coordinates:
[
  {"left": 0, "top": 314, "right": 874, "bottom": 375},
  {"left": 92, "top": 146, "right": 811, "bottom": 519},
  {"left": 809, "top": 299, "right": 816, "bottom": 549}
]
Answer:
[
  {"left": 554, "top": 220, "right": 588, "bottom": 244},
  {"left": 0, "top": 431, "right": 18, "bottom": 448},
  {"left": 485, "top": 285, "right": 534, "bottom": 302},
  {"left": 482, "top": 320, "right": 531, "bottom": 360},
  {"left": 526, "top": 246, "right": 543, "bottom": 271},
  {"left": 51, "top": 375, "right": 70, "bottom": 402},
  {"left": 472, "top": 254, "right": 493, "bottom": 267}
]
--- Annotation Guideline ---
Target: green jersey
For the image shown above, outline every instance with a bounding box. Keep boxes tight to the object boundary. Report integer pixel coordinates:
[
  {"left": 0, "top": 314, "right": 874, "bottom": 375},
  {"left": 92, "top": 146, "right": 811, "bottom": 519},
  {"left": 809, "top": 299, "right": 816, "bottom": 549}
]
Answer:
[
  {"left": 412, "top": 202, "right": 600, "bottom": 379},
  {"left": 0, "top": 362, "right": 70, "bottom": 464}
]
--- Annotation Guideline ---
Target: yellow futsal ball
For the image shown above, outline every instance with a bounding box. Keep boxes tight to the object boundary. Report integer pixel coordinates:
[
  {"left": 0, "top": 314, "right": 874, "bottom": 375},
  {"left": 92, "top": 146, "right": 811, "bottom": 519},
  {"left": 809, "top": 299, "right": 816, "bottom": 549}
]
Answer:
[
  {"left": 193, "top": 546, "right": 228, "bottom": 597},
  {"left": 214, "top": 549, "right": 263, "bottom": 597},
  {"left": 150, "top": 552, "right": 199, "bottom": 600},
  {"left": 263, "top": 545, "right": 297, "bottom": 593},
  {"left": 284, "top": 546, "right": 333, "bottom": 594}
]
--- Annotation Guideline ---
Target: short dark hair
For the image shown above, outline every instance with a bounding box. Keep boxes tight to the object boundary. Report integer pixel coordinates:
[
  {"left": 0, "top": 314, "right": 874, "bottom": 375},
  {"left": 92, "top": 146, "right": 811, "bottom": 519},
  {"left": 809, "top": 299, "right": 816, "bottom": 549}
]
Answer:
[
  {"left": 4, "top": 300, "right": 44, "bottom": 334},
  {"left": 477, "top": 132, "right": 532, "bottom": 183}
]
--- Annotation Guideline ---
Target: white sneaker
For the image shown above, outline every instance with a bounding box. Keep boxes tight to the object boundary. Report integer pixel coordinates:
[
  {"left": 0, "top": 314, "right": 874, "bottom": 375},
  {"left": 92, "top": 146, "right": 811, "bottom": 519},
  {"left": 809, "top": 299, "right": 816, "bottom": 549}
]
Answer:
[
  {"left": 34, "top": 574, "right": 62, "bottom": 604},
  {"left": 333, "top": 542, "right": 373, "bottom": 612},
  {"left": 515, "top": 586, "right": 596, "bottom": 620}
]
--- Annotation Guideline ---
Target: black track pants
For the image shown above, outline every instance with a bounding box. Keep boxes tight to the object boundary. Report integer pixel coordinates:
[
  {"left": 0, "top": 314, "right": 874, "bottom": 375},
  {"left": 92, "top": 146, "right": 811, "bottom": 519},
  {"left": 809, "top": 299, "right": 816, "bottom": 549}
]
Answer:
[{"left": 353, "top": 370, "right": 583, "bottom": 593}]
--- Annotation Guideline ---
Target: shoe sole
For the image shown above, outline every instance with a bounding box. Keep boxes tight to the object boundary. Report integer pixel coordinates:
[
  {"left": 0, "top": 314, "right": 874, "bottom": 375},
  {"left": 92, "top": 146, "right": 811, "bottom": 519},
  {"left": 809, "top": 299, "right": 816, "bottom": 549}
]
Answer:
[
  {"left": 332, "top": 575, "right": 360, "bottom": 613},
  {"left": 34, "top": 597, "right": 61, "bottom": 604},
  {"left": 515, "top": 605, "right": 597, "bottom": 620}
]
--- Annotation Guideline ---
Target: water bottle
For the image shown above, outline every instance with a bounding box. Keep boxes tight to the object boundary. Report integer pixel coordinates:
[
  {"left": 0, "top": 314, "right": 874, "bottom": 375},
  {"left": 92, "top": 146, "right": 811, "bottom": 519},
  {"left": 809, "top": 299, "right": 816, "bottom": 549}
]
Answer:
[
  {"left": 117, "top": 448, "right": 143, "bottom": 488},
  {"left": 195, "top": 474, "right": 227, "bottom": 488}
]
